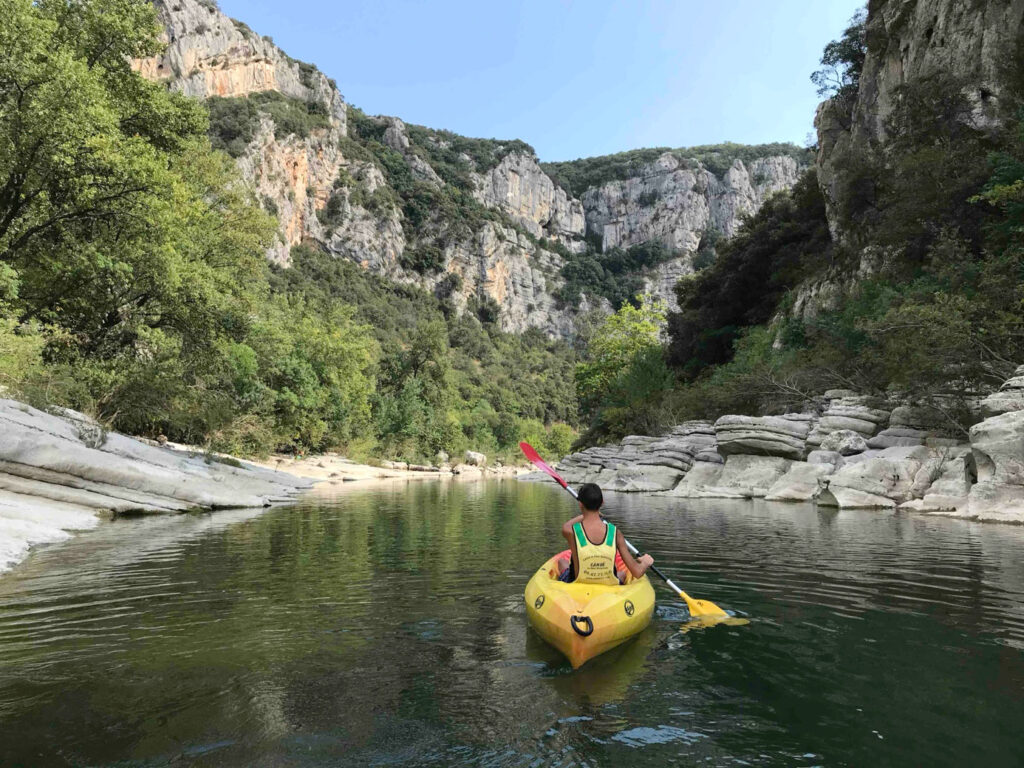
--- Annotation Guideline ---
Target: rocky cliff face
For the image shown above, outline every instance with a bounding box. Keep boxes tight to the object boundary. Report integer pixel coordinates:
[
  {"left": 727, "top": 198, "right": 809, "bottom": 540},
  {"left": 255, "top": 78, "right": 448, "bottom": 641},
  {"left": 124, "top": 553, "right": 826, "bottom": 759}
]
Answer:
[
  {"left": 795, "top": 0, "right": 1024, "bottom": 324},
  {"left": 140, "top": 0, "right": 804, "bottom": 336},
  {"left": 816, "top": 0, "right": 1024, "bottom": 238},
  {"left": 582, "top": 152, "right": 803, "bottom": 308},
  {"left": 473, "top": 152, "right": 586, "bottom": 245},
  {"left": 135, "top": 0, "right": 344, "bottom": 118}
]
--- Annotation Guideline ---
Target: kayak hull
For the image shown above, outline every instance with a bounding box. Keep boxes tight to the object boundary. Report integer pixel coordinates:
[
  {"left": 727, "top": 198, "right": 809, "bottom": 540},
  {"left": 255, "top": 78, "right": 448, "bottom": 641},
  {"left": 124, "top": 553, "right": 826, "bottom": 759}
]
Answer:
[{"left": 525, "top": 555, "right": 655, "bottom": 669}]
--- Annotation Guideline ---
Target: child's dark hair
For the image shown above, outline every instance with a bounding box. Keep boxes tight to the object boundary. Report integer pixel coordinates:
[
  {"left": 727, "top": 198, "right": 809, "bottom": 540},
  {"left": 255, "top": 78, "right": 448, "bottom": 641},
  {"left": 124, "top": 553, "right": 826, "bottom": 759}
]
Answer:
[{"left": 578, "top": 483, "right": 603, "bottom": 511}]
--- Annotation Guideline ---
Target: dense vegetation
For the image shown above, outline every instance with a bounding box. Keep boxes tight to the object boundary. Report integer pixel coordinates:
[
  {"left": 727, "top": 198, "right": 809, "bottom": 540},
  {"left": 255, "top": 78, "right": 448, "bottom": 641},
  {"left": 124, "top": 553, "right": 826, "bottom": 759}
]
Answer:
[
  {"left": 0, "top": 0, "right": 576, "bottom": 463},
  {"left": 554, "top": 240, "right": 679, "bottom": 310},
  {"left": 271, "top": 246, "right": 579, "bottom": 461},
  {"left": 542, "top": 143, "right": 813, "bottom": 198},
  {"left": 666, "top": 170, "right": 834, "bottom": 378}
]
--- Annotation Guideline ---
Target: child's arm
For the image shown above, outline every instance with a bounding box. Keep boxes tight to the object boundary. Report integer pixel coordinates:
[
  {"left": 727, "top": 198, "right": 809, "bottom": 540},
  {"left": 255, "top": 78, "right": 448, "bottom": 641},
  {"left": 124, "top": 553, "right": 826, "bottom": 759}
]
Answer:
[
  {"left": 561, "top": 514, "right": 583, "bottom": 545},
  {"left": 616, "top": 530, "right": 654, "bottom": 578}
]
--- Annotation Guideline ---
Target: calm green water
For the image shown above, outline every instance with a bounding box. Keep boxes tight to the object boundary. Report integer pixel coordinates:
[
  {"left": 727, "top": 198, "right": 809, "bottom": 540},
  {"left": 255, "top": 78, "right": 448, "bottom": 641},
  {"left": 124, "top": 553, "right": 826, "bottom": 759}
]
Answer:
[{"left": 2, "top": 479, "right": 1024, "bottom": 767}]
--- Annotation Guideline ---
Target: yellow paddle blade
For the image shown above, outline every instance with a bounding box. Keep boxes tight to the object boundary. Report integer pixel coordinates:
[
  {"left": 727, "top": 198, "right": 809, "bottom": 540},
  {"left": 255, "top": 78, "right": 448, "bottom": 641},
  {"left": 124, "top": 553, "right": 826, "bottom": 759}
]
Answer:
[{"left": 679, "top": 592, "right": 730, "bottom": 620}]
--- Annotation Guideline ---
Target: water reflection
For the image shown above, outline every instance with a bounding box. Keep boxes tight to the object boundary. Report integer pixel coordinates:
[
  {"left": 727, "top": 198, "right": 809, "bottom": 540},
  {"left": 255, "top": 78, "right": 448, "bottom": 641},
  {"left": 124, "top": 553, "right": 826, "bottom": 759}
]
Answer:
[{"left": 0, "top": 480, "right": 1023, "bottom": 766}]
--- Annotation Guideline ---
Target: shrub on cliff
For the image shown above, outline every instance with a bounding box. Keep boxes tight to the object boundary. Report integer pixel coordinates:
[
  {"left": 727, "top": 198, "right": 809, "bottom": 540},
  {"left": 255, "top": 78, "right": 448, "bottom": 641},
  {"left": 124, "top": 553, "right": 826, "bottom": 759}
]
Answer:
[{"left": 207, "top": 91, "right": 331, "bottom": 157}]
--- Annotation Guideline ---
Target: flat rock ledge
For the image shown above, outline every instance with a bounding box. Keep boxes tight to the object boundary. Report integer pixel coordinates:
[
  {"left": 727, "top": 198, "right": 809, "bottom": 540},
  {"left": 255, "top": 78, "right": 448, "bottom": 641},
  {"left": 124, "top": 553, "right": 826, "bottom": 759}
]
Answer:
[
  {"left": 521, "top": 374, "right": 1024, "bottom": 524},
  {"left": 0, "top": 399, "right": 312, "bottom": 574}
]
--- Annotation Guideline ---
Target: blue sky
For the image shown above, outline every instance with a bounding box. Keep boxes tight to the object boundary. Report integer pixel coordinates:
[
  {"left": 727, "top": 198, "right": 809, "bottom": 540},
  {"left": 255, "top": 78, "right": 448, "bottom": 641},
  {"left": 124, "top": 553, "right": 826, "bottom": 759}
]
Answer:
[{"left": 217, "top": 0, "right": 865, "bottom": 162}]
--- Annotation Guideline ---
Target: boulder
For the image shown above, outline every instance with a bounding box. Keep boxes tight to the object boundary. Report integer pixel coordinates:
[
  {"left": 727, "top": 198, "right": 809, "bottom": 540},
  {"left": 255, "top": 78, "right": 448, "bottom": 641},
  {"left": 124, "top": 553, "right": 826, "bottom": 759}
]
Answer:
[
  {"left": 867, "top": 427, "right": 930, "bottom": 449},
  {"left": 714, "top": 414, "right": 811, "bottom": 460},
  {"left": 820, "top": 429, "right": 868, "bottom": 456},
  {"left": 694, "top": 450, "right": 725, "bottom": 464},
  {"left": 818, "top": 446, "right": 930, "bottom": 508},
  {"left": 900, "top": 456, "right": 973, "bottom": 513},
  {"left": 671, "top": 455, "right": 793, "bottom": 499},
  {"left": 765, "top": 462, "right": 835, "bottom": 502},
  {"left": 464, "top": 450, "right": 487, "bottom": 467},
  {"left": 967, "top": 411, "right": 1024, "bottom": 522},
  {"left": 667, "top": 461, "right": 727, "bottom": 497},
  {"left": 980, "top": 365, "right": 1024, "bottom": 417},
  {"left": 605, "top": 464, "right": 686, "bottom": 492}
]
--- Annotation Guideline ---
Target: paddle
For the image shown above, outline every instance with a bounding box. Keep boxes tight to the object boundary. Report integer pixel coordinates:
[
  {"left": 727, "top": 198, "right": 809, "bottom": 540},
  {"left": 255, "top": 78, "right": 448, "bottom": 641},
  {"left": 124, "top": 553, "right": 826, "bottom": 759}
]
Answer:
[{"left": 520, "top": 441, "right": 730, "bottom": 621}]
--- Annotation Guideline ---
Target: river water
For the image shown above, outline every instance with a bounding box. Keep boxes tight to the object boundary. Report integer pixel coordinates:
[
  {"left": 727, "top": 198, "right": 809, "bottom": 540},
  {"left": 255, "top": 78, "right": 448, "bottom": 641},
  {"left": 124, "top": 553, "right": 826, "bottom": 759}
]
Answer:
[{"left": 1, "top": 479, "right": 1024, "bottom": 767}]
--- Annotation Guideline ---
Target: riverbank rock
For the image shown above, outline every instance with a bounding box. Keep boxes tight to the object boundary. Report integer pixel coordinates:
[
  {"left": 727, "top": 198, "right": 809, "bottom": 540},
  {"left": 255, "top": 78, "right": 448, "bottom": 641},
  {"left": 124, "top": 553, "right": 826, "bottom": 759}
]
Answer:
[
  {"left": 0, "top": 399, "right": 311, "bottom": 574},
  {"left": 516, "top": 380, "right": 1024, "bottom": 523},
  {"left": 967, "top": 411, "right": 1024, "bottom": 522},
  {"left": 820, "top": 429, "right": 868, "bottom": 456},
  {"left": 555, "top": 422, "right": 716, "bottom": 492},
  {"left": 714, "top": 414, "right": 813, "bottom": 460},
  {"left": 807, "top": 393, "right": 889, "bottom": 449},
  {"left": 464, "top": 450, "right": 487, "bottom": 467},
  {"left": 900, "top": 454, "right": 973, "bottom": 513},
  {"left": 818, "top": 446, "right": 931, "bottom": 508},
  {"left": 764, "top": 462, "right": 835, "bottom": 502},
  {"left": 868, "top": 405, "right": 956, "bottom": 449},
  {"left": 668, "top": 455, "right": 793, "bottom": 499},
  {"left": 980, "top": 365, "right": 1024, "bottom": 418}
]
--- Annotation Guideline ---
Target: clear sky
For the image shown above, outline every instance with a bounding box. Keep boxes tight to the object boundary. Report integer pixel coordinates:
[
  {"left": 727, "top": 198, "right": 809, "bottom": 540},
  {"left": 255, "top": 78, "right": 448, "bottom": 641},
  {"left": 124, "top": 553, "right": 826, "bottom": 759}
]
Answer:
[{"left": 217, "top": 0, "right": 865, "bottom": 162}]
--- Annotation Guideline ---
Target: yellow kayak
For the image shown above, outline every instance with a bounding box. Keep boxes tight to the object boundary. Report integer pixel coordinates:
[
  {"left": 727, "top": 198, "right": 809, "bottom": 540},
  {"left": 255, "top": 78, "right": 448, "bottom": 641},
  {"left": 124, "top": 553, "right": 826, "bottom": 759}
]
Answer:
[{"left": 524, "top": 554, "right": 655, "bottom": 668}]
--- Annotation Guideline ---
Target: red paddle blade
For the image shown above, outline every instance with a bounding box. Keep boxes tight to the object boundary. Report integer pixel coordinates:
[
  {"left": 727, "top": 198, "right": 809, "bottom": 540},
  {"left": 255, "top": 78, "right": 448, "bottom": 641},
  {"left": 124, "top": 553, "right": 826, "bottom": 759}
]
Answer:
[{"left": 519, "top": 441, "right": 568, "bottom": 489}]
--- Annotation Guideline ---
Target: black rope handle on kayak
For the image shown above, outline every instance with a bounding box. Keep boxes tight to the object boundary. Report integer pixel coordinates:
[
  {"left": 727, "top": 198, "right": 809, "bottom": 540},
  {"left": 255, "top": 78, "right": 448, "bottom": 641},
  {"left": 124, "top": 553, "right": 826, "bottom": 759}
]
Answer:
[{"left": 570, "top": 615, "right": 594, "bottom": 637}]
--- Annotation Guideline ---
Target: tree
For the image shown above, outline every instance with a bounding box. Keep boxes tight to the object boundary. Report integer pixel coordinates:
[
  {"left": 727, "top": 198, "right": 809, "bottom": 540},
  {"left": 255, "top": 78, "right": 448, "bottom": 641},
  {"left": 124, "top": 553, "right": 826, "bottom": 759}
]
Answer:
[
  {"left": 575, "top": 294, "right": 669, "bottom": 441},
  {"left": 811, "top": 8, "right": 867, "bottom": 124}
]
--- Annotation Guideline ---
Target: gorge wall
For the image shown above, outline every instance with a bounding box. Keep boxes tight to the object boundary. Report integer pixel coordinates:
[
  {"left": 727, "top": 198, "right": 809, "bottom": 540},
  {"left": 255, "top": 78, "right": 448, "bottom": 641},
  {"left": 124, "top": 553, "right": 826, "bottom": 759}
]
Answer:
[
  {"left": 140, "top": 0, "right": 807, "bottom": 336},
  {"left": 798, "top": 0, "right": 1024, "bottom": 323}
]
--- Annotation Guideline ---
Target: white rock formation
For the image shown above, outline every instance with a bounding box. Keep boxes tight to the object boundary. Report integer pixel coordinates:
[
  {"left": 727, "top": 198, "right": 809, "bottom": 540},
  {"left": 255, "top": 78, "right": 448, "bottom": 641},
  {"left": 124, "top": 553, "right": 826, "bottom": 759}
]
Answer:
[
  {"left": 0, "top": 399, "right": 310, "bottom": 575},
  {"left": 968, "top": 411, "right": 1024, "bottom": 521},
  {"left": 715, "top": 414, "right": 814, "bottom": 460},
  {"left": 980, "top": 365, "right": 1024, "bottom": 418},
  {"left": 582, "top": 153, "right": 801, "bottom": 252},
  {"left": 765, "top": 462, "right": 835, "bottom": 502},
  {"left": 818, "top": 446, "right": 931, "bottom": 509},
  {"left": 472, "top": 152, "right": 585, "bottom": 243},
  {"left": 668, "top": 455, "right": 794, "bottom": 499},
  {"left": 807, "top": 393, "right": 889, "bottom": 449},
  {"left": 820, "top": 429, "right": 868, "bottom": 456},
  {"left": 137, "top": 0, "right": 344, "bottom": 122}
]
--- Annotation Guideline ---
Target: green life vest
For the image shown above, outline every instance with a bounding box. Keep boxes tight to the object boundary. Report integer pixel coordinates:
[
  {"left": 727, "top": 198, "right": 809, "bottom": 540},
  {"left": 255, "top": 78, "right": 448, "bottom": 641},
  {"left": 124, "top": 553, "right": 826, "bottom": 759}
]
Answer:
[{"left": 572, "top": 521, "right": 619, "bottom": 585}]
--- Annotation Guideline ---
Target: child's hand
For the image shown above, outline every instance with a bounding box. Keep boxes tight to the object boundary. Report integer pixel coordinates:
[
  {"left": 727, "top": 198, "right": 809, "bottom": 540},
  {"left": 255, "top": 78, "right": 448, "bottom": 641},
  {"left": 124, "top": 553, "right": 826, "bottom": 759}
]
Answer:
[{"left": 639, "top": 554, "right": 654, "bottom": 570}]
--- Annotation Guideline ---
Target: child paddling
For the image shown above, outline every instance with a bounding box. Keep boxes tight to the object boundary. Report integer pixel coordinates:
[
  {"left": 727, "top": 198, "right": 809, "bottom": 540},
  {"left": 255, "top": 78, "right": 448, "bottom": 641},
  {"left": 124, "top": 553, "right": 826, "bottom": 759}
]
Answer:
[{"left": 554, "top": 483, "right": 654, "bottom": 585}]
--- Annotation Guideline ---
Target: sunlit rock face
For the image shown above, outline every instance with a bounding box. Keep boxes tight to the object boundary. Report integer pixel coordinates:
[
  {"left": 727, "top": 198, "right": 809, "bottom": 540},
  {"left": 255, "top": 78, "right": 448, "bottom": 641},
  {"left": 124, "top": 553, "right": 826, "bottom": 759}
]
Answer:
[
  {"left": 472, "top": 152, "right": 585, "bottom": 244},
  {"left": 581, "top": 152, "right": 803, "bottom": 310},
  {"left": 583, "top": 153, "right": 801, "bottom": 252},
  {"left": 136, "top": 0, "right": 345, "bottom": 121}
]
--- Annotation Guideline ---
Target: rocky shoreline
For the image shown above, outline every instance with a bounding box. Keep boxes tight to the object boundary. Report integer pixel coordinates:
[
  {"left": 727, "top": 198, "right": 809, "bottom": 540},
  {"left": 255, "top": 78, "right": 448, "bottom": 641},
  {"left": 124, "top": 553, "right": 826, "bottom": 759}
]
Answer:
[
  {"left": 527, "top": 370, "right": 1024, "bottom": 524},
  {"left": 0, "top": 399, "right": 317, "bottom": 574},
  {"left": 0, "top": 399, "right": 526, "bottom": 576}
]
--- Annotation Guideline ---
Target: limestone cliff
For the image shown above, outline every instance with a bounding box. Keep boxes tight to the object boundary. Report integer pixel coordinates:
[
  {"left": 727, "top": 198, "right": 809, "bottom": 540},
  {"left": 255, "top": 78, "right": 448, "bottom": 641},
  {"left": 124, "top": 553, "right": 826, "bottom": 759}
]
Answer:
[
  {"left": 792, "top": 0, "right": 1024, "bottom": 325},
  {"left": 581, "top": 152, "right": 803, "bottom": 308},
  {"left": 141, "top": 0, "right": 804, "bottom": 336},
  {"left": 816, "top": 0, "right": 1024, "bottom": 238}
]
